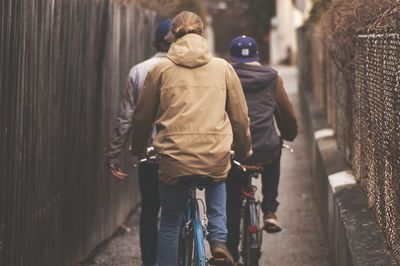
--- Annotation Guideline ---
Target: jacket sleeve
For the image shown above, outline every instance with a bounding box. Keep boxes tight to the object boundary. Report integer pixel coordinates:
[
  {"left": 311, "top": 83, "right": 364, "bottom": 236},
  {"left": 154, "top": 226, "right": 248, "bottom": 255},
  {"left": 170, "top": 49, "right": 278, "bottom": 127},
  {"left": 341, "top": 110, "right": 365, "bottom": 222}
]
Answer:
[
  {"left": 106, "top": 70, "right": 140, "bottom": 165},
  {"left": 130, "top": 68, "right": 160, "bottom": 156},
  {"left": 274, "top": 76, "right": 298, "bottom": 141},
  {"left": 225, "top": 64, "right": 253, "bottom": 160}
]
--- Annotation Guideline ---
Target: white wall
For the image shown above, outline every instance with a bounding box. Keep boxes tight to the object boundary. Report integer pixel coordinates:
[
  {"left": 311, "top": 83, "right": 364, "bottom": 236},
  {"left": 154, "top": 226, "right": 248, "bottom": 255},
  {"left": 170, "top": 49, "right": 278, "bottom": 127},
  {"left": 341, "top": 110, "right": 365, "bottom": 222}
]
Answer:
[{"left": 270, "top": 0, "right": 311, "bottom": 64}]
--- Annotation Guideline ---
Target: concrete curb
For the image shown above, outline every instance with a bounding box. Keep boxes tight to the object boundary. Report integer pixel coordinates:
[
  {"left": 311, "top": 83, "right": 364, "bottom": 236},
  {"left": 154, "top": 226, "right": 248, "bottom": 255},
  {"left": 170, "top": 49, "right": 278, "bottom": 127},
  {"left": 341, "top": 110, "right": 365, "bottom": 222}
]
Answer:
[{"left": 300, "top": 89, "right": 398, "bottom": 266}]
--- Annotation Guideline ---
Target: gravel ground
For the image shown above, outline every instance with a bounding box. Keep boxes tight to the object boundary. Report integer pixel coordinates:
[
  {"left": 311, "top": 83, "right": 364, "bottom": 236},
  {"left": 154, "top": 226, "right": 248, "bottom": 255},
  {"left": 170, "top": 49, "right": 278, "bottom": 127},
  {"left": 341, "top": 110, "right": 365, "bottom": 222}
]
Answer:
[{"left": 81, "top": 208, "right": 143, "bottom": 266}]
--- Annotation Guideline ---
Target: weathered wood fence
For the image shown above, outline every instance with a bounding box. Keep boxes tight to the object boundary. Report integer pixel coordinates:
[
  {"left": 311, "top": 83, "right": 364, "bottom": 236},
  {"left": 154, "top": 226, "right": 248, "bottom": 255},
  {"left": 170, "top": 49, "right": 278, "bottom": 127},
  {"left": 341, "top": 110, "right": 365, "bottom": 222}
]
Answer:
[{"left": 0, "top": 1, "right": 156, "bottom": 265}]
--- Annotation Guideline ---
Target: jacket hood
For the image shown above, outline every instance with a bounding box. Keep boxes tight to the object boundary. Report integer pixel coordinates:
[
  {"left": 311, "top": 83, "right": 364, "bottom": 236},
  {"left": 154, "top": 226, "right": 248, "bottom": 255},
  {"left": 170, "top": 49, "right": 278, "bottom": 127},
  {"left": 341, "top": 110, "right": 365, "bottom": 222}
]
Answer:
[
  {"left": 167, "top": 34, "right": 212, "bottom": 68},
  {"left": 232, "top": 63, "right": 277, "bottom": 92}
]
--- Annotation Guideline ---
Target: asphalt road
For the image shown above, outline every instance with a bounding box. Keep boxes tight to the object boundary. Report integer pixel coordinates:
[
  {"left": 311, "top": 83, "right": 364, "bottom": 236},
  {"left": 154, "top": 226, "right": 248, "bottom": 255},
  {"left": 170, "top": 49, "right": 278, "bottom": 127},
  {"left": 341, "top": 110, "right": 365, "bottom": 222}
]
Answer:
[
  {"left": 83, "top": 66, "right": 330, "bottom": 266},
  {"left": 258, "top": 66, "right": 330, "bottom": 266}
]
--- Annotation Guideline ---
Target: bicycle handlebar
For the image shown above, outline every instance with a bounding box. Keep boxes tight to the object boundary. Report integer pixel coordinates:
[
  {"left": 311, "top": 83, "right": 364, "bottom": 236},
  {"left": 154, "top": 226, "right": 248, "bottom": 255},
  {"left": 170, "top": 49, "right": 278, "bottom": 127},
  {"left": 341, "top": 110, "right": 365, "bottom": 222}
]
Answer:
[
  {"left": 134, "top": 146, "right": 160, "bottom": 165},
  {"left": 231, "top": 142, "right": 295, "bottom": 173},
  {"left": 282, "top": 144, "right": 294, "bottom": 153}
]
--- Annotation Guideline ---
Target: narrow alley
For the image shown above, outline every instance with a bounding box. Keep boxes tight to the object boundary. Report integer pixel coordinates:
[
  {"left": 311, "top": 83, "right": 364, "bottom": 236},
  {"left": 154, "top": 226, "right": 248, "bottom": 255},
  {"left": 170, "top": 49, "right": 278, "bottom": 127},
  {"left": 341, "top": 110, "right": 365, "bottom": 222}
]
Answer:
[
  {"left": 84, "top": 66, "right": 330, "bottom": 266},
  {"left": 260, "top": 66, "right": 329, "bottom": 265},
  {"left": 3, "top": 1, "right": 400, "bottom": 265}
]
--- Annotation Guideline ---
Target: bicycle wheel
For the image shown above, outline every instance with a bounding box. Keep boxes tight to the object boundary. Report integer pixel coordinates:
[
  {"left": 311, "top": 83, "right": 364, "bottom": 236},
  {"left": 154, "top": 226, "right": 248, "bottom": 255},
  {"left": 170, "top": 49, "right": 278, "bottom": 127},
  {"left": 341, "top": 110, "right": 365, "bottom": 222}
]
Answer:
[
  {"left": 193, "top": 219, "right": 207, "bottom": 266},
  {"left": 178, "top": 220, "right": 194, "bottom": 266},
  {"left": 239, "top": 199, "right": 249, "bottom": 265},
  {"left": 240, "top": 199, "right": 261, "bottom": 266},
  {"left": 255, "top": 202, "right": 262, "bottom": 248},
  {"left": 248, "top": 199, "right": 261, "bottom": 266},
  {"left": 248, "top": 248, "right": 260, "bottom": 266}
]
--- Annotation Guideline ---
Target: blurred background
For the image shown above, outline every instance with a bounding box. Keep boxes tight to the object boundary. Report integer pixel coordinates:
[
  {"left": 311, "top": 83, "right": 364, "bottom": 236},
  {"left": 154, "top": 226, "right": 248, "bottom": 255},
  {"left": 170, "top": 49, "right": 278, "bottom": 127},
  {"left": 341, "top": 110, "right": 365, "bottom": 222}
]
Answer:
[{"left": 1, "top": 0, "right": 400, "bottom": 265}]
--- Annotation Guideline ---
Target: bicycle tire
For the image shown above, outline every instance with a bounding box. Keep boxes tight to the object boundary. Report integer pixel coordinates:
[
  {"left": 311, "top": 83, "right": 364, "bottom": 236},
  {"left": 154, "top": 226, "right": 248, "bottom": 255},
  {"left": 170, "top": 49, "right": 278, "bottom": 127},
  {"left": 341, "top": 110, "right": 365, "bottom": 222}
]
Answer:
[
  {"left": 248, "top": 248, "right": 261, "bottom": 266},
  {"left": 249, "top": 200, "right": 262, "bottom": 249},
  {"left": 178, "top": 221, "right": 194, "bottom": 266},
  {"left": 256, "top": 203, "right": 263, "bottom": 248},
  {"left": 193, "top": 219, "right": 207, "bottom": 266},
  {"left": 239, "top": 199, "right": 250, "bottom": 265},
  {"left": 249, "top": 200, "right": 261, "bottom": 265},
  {"left": 240, "top": 199, "right": 262, "bottom": 266}
]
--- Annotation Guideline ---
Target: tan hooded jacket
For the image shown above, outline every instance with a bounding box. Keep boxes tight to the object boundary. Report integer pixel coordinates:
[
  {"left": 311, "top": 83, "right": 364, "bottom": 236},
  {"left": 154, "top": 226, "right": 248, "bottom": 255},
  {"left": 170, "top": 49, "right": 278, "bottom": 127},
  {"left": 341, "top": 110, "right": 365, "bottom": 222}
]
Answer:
[{"left": 131, "top": 34, "right": 252, "bottom": 185}]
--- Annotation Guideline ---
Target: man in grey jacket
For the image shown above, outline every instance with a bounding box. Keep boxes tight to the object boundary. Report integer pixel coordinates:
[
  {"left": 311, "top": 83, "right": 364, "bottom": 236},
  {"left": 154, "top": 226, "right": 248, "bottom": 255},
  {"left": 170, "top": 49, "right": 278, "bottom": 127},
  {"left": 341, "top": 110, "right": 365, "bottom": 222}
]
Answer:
[{"left": 106, "top": 20, "right": 172, "bottom": 266}]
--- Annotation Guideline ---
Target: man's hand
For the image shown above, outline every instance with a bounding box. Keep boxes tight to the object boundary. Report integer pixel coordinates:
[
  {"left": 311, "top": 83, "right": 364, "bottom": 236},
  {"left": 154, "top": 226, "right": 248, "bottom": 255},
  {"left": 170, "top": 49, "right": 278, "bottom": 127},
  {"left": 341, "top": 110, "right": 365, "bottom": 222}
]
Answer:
[{"left": 109, "top": 162, "right": 128, "bottom": 181}]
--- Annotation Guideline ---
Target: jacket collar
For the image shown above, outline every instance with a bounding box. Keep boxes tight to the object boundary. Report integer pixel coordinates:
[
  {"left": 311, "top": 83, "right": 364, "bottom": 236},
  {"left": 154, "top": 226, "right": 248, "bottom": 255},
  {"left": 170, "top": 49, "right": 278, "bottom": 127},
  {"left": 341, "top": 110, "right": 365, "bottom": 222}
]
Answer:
[{"left": 153, "top": 52, "right": 168, "bottom": 58}]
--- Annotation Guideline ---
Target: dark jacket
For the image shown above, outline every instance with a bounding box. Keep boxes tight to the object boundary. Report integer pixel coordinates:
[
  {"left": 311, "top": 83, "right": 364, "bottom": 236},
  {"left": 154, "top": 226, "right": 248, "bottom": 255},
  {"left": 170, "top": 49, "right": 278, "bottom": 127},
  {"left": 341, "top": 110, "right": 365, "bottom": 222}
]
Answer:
[{"left": 232, "top": 63, "right": 298, "bottom": 164}]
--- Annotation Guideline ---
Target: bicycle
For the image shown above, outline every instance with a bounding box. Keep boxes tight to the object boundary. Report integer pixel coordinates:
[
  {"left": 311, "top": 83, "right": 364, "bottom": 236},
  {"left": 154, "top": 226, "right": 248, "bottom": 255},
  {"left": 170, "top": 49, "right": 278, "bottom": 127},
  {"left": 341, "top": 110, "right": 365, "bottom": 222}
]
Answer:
[
  {"left": 231, "top": 143, "right": 294, "bottom": 265},
  {"left": 139, "top": 148, "right": 229, "bottom": 266},
  {"left": 178, "top": 175, "right": 230, "bottom": 266},
  {"left": 232, "top": 160, "right": 264, "bottom": 266}
]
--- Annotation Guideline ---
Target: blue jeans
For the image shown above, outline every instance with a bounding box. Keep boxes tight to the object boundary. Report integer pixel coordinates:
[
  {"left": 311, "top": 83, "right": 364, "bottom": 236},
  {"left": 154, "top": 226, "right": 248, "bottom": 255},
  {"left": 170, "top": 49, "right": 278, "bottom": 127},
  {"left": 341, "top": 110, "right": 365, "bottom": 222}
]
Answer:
[{"left": 158, "top": 180, "right": 227, "bottom": 265}]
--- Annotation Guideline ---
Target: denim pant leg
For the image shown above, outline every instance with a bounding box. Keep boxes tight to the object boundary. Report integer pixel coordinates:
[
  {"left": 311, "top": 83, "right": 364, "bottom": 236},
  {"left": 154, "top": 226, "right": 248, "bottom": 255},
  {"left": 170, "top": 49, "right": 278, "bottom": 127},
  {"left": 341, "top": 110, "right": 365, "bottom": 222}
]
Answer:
[
  {"left": 261, "top": 153, "right": 281, "bottom": 213},
  {"left": 138, "top": 162, "right": 160, "bottom": 265},
  {"left": 205, "top": 181, "right": 228, "bottom": 242},
  {"left": 158, "top": 181, "right": 187, "bottom": 266}
]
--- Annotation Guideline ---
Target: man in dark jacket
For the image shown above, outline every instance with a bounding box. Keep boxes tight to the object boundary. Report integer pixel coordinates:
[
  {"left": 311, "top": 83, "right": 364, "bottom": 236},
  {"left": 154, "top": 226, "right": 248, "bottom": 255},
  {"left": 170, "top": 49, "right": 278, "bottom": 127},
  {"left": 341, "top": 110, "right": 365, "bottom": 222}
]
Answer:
[
  {"left": 106, "top": 20, "right": 172, "bottom": 266},
  {"left": 226, "top": 35, "right": 298, "bottom": 259}
]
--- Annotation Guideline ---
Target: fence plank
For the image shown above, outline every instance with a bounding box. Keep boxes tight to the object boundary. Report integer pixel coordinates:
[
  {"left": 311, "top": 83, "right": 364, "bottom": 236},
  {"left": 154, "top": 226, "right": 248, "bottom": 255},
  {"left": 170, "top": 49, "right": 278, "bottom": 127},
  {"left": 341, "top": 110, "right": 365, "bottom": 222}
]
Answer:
[{"left": 0, "top": 1, "right": 156, "bottom": 265}]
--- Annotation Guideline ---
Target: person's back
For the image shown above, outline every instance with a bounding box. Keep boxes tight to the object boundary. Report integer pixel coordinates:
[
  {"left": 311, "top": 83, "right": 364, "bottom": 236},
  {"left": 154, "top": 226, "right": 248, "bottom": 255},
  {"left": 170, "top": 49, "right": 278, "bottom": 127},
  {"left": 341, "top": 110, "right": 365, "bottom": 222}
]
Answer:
[
  {"left": 130, "top": 12, "right": 252, "bottom": 265},
  {"left": 232, "top": 63, "right": 282, "bottom": 164},
  {"left": 226, "top": 35, "right": 297, "bottom": 261},
  {"left": 106, "top": 20, "right": 173, "bottom": 266},
  {"left": 140, "top": 34, "right": 250, "bottom": 184}
]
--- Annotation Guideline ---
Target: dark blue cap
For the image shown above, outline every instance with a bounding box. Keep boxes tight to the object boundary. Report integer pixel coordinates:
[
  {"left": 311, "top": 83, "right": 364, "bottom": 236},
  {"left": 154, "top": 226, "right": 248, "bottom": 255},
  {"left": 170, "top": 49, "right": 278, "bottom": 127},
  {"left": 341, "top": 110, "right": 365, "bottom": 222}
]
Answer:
[
  {"left": 154, "top": 19, "right": 172, "bottom": 43},
  {"left": 229, "top": 35, "right": 259, "bottom": 63}
]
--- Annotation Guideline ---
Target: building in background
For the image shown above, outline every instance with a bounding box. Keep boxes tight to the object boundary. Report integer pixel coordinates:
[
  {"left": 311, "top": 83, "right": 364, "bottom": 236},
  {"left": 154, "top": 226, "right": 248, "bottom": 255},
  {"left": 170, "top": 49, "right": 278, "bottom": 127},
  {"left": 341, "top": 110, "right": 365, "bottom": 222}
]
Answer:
[
  {"left": 270, "top": 0, "right": 312, "bottom": 65},
  {"left": 207, "top": 0, "right": 276, "bottom": 62},
  {"left": 207, "top": 1, "right": 259, "bottom": 59}
]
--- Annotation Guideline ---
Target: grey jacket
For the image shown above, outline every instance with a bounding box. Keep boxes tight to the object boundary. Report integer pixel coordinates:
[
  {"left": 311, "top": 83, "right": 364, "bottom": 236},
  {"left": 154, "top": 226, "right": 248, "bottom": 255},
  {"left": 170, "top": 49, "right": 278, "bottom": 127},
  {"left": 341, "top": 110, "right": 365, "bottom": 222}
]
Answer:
[{"left": 107, "top": 53, "right": 168, "bottom": 165}]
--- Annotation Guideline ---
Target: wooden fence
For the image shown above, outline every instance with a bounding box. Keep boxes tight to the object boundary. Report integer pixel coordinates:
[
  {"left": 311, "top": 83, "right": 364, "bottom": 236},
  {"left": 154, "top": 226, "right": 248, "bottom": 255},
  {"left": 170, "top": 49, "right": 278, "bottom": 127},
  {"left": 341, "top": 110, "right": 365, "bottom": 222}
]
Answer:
[{"left": 0, "top": 1, "right": 156, "bottom": 265}]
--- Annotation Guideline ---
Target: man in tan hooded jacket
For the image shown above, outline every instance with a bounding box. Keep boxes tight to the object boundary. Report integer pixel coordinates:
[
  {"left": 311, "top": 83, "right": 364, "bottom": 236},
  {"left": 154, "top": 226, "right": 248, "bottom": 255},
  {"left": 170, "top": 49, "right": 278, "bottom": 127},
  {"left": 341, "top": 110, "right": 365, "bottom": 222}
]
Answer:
[
  {"left": 130, "top": 30, "right": 252, "bottom": 184},
  {"left": 130, "top": 11, "right": 252, "bottom": 266}
]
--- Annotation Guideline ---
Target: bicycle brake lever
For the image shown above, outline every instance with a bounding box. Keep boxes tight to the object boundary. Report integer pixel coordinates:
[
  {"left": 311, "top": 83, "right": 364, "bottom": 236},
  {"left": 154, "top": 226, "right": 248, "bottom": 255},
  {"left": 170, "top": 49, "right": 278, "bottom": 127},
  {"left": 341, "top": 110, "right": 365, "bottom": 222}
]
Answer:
[
  {"left": 282, "top": 144, "right": 294, "bottom": 153},
  {"left": 233, "top": 160, "right": 246, "bottom": 172}
]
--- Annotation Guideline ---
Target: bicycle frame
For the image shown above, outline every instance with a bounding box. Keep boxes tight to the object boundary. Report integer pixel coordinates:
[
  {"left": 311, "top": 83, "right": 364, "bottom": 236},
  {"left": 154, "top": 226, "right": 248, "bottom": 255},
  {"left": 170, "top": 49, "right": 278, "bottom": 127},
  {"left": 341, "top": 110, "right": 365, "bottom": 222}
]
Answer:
[
  {"left": 238, "top": 170, "right": 262, "bottom": 265},
  {"left": 179, "top": 185, "right": 207, "bottom": 266}
]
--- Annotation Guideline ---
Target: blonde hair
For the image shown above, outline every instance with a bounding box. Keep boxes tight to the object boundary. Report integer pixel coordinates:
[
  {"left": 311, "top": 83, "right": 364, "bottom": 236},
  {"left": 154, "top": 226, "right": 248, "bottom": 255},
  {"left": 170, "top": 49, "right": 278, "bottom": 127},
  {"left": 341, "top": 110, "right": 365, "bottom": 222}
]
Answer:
[{"left": 170, "top": 11, "right": 204, "bottom": 40}]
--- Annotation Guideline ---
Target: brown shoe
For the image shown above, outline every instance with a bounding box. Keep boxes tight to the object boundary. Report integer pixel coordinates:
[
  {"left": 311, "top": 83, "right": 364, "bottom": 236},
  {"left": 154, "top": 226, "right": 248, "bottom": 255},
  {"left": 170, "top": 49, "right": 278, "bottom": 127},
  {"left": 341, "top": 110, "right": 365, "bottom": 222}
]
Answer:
[
  {"left": 263, "top": 212, "right": 282, "bottom": 233},
  {"left": 209, "top": 240, "right": 235, "bottom": 265}
]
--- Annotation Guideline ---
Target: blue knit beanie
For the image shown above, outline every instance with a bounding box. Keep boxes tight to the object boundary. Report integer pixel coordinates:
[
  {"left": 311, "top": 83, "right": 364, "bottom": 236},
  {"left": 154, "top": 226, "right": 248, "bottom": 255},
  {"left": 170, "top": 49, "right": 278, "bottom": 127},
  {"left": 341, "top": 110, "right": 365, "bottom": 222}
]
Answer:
[{"left": 154, "top": 19, "right": 172, "bottom": 43}]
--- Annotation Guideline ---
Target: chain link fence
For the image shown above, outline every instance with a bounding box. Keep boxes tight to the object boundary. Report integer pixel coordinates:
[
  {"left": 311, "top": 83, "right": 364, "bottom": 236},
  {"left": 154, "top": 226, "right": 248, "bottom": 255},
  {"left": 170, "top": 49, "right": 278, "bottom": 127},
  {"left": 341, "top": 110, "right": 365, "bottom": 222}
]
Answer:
[
  {"left": 353, "top": 32, "right": 400, "bottom": 260},
  {"left": 0, "top": 1, "right": 156, "bottom": 265},
  {"left": 298, "top": 25, "right": 400, "bottom": 262}
]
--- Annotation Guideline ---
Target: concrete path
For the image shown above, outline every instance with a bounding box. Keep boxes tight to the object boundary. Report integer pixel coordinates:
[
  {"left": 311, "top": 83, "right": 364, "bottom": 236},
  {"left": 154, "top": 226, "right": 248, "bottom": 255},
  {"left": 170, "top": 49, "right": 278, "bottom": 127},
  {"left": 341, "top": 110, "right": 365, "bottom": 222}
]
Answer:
[
  {"left": 83, "top": 66, "right": 330, "bottom": 266},
  {"left": 259, "top": 66, "right": 330, "bottom": 266}
]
